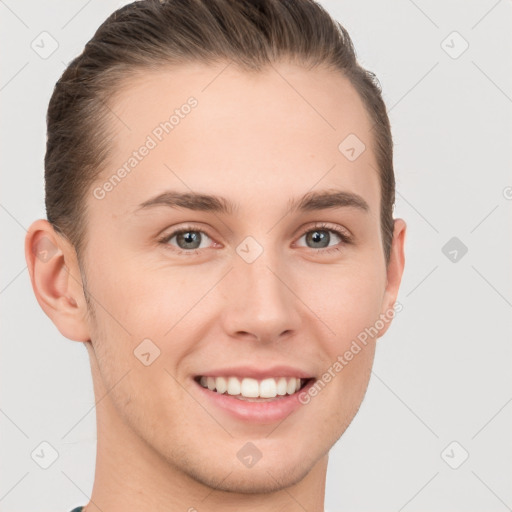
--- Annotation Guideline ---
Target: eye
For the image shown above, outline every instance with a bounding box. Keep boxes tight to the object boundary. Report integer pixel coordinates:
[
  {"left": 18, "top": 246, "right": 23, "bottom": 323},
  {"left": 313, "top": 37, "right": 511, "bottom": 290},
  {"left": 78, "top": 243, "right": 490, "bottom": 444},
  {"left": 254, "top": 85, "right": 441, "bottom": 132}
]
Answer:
[
  {"left": 158, "top": 224, "right": 215, "bottom": 256},
  {"left": 295, "top": 222, "right": 352, "bottom": 254},
  {"left": 158, "top": 222, "right": 352, "bottom": 256}
]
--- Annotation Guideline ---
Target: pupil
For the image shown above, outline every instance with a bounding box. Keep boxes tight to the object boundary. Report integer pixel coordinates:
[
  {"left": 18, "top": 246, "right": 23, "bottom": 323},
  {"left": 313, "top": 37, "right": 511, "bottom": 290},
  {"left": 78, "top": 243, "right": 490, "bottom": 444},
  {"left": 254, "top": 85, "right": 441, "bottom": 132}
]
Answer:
[
  {"left": 309, "top": 230, "right": 328, "bottom": 248},
  {"left": 179, "top": 231, "right": 200, "bottom": 249}
]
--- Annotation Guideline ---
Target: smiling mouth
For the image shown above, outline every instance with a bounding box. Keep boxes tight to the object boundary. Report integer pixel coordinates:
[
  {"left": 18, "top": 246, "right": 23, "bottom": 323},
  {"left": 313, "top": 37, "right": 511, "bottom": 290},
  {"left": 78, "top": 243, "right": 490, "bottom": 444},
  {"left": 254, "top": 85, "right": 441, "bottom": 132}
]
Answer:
[{"left": 193, "top": 375, "right": 313, "bottom": 401}]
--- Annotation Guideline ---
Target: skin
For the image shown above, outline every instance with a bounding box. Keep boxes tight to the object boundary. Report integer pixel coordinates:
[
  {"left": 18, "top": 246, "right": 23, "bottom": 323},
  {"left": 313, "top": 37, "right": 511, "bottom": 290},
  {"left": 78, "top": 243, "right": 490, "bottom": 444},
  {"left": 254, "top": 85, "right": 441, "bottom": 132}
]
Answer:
[{"left": 25, "top": 61, "right": 406, "bottom": 512}]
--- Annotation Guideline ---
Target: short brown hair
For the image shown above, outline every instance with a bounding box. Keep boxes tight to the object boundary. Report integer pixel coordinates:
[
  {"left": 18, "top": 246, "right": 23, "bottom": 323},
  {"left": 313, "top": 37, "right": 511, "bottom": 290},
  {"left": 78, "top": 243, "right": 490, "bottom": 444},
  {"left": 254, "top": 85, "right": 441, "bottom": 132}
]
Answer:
[{"left": 45, "top": 0, "right": 395, "bottom": 266}]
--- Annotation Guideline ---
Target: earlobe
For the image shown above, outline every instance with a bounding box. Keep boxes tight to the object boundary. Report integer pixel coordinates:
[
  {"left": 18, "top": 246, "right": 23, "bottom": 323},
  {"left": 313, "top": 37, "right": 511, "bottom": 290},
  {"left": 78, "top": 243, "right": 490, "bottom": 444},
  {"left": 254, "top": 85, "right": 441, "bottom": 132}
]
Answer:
[{"left": 25, "top": 219, "right": 91, "bottom": 342}]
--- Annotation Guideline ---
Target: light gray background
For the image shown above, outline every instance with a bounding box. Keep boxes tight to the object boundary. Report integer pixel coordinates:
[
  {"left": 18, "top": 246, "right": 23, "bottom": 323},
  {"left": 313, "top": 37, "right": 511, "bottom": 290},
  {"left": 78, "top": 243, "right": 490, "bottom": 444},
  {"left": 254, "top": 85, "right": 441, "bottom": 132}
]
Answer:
[{"left": 1, "top": 1, "right": 511, "bottom": 511}]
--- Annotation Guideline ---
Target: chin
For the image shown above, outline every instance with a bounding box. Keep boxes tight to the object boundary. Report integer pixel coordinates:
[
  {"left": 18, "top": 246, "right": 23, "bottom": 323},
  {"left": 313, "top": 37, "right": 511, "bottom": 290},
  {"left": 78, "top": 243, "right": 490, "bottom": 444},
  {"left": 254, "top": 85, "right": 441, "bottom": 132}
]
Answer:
[{"left": 189, "top": 460, "right": 313, "bottom": 495}]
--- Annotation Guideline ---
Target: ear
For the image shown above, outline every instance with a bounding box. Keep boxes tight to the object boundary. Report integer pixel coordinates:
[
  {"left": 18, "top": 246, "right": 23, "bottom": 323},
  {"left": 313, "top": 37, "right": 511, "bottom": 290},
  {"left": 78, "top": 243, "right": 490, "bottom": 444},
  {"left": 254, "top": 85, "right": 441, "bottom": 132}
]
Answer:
[
  {"left": 25, "top": 219, "right": 91, "bottom": 342},
  {"left": 377, "top": 218, "right": 406, "bottom": 338}
]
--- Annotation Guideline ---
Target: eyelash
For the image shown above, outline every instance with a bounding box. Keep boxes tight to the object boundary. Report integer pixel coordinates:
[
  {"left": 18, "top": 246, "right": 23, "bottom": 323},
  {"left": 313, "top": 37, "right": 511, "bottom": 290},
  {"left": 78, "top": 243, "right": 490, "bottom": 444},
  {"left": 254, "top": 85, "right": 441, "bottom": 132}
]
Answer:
[{"left": 157, "top": 222, "right": 353, "bottom": 257}]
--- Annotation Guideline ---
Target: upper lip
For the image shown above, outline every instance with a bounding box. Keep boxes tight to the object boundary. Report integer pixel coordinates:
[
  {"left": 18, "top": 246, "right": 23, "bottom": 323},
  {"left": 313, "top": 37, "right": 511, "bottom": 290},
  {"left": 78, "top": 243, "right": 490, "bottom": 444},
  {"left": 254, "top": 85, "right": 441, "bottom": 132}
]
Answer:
[{"left": 195, "top": 365, "right": 315, "bottom": 380}]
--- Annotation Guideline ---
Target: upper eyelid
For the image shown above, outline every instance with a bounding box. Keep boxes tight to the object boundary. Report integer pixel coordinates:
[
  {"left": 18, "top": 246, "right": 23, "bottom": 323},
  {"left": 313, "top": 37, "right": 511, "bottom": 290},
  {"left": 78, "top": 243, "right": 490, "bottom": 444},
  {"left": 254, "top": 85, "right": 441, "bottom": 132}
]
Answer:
[
  {"left": 293, "top": 222, "right": 352, "bottom": 243},
  {"left": 159, "top": 222, "right": 352, "bottom": 246}
]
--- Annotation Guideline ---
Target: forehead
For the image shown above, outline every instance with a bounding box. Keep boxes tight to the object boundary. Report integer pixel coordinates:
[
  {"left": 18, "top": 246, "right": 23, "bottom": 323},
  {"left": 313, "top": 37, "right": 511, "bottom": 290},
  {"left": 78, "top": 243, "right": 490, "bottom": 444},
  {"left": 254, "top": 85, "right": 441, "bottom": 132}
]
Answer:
[{"left": 92, "top": 61, "right": 380, "bottom": 217}]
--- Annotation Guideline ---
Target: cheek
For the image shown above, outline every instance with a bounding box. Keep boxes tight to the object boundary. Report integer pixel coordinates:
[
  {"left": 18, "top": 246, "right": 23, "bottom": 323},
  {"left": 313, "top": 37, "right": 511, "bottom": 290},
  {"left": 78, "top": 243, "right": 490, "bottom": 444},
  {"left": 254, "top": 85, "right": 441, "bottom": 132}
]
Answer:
[
  {"left": 306, "top": 263, "right": 386, "bottom": 352},
  {"left": 309, "top": 266, "right": 383, "bottom": 420},
  {"left": 87, "top": 236, "right": 386, "bottom": 353},
  {"left": 87, "top": 255, "right": 183, "bottom": 336}
]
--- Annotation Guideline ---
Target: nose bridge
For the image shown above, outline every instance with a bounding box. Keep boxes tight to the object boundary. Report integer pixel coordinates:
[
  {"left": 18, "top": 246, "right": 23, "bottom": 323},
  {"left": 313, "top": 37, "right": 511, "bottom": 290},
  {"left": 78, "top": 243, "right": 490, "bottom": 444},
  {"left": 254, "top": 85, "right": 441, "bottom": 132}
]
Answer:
[{"left": 221, "top": 236, "right": 301, "bottom": 341}]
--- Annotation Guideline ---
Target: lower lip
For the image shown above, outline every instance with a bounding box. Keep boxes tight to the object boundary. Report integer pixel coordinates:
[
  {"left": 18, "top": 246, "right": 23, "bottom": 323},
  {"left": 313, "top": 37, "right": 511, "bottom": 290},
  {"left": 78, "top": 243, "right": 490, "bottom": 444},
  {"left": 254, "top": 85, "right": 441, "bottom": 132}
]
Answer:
[{"left": 193, "top": 378, "right": 316, "bottom": 424}]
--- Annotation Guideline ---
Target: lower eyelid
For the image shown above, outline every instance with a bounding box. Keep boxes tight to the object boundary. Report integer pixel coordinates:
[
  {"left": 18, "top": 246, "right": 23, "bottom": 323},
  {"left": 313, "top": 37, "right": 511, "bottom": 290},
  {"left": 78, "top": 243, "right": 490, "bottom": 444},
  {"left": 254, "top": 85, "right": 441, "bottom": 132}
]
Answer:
[
  {"left": 160, "top": 230, "right": 213, "bottom": 248},
  {"left": 302, "top": 224, "right": 352, "bottom": 241},
  {"left": 159, "top": 224, "right": 351, "bottom": 253},
  {"left": 296, "top": 229, "right": 350, "bottom": 248}
]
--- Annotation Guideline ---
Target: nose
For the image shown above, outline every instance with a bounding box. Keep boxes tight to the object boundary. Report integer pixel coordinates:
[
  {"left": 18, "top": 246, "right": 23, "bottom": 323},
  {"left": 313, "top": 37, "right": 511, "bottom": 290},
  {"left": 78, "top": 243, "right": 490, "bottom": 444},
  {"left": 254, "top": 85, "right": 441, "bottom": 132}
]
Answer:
[{"left": 220, "top": 248, "right": 302, "bottom": 344}]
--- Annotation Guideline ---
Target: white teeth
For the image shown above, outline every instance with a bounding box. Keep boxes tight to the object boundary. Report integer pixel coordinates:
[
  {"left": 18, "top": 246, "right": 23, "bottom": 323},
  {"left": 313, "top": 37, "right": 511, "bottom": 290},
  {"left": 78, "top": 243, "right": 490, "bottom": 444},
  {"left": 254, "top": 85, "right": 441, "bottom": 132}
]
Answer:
[
  {"left": 286, "top": 379, "right": 297, "bottom": 395},
  {"left": 240, "top": 378, "right": 260, "bottom": 397},
  {"left": 276, "top": 377, "right": 287, "bottom": 395},
  {"left": 216, "top": 376, "right": 227, "bottom": 394},
  {"left": 198, "top": 375, "right": 306, "bottom": 398},
  {"left": 227, "top": 376, "right": 241, "bottom": 395},
  {"left": 260, "top": 378, "right": 277, "bottom": 398}
]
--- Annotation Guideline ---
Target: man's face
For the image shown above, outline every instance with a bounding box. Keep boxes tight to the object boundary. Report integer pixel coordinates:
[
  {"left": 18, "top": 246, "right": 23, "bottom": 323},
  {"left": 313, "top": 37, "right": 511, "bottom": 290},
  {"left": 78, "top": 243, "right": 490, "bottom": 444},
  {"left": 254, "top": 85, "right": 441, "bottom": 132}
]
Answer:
[{"left": 80, "top": 61, "right": 399, "bottom": 492}]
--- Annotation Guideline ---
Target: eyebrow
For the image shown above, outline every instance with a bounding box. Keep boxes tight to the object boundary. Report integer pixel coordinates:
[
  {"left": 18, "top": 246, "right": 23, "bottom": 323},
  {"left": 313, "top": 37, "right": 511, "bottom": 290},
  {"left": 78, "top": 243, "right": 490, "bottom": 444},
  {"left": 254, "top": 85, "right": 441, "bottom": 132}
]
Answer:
[{"left": 135, "top": 188, "right": 370, "bottom": 215}]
